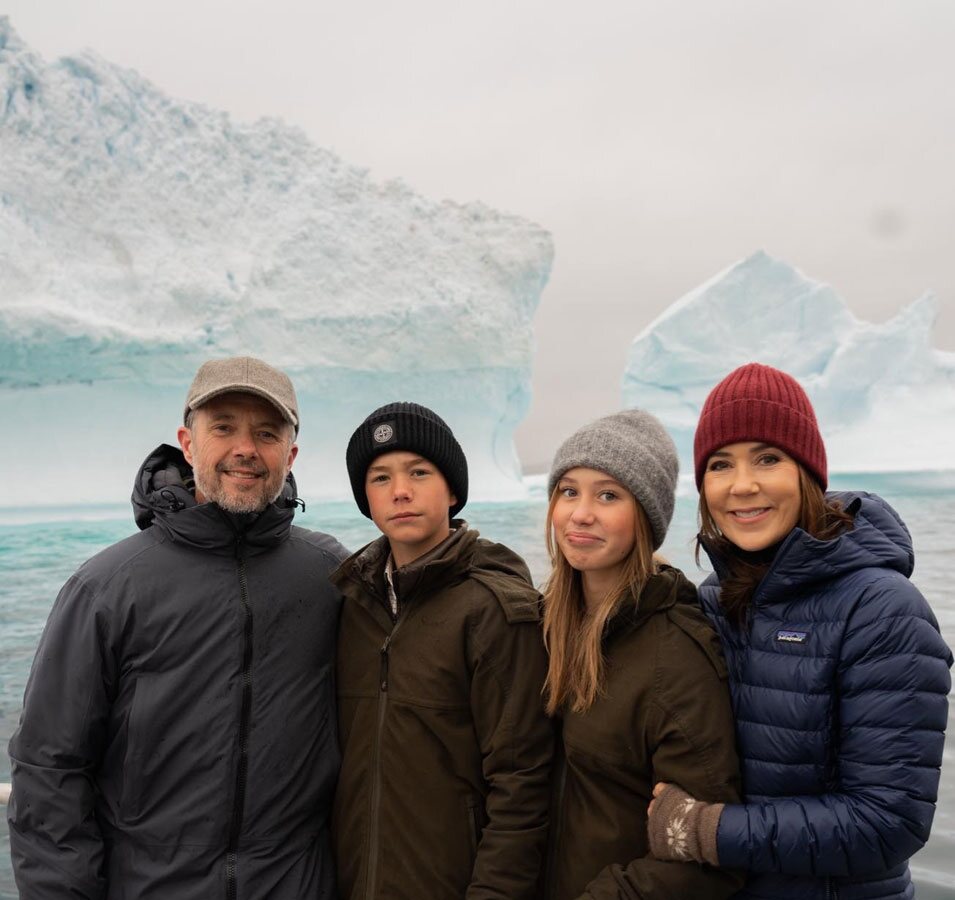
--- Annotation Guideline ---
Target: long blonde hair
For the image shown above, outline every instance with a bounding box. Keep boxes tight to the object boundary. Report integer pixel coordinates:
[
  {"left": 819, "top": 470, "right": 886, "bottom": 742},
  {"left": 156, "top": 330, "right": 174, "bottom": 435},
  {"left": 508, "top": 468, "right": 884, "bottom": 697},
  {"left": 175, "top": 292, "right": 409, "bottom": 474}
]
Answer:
[{"left": 541, "top": 488, "right": 658, "bottom": 716}]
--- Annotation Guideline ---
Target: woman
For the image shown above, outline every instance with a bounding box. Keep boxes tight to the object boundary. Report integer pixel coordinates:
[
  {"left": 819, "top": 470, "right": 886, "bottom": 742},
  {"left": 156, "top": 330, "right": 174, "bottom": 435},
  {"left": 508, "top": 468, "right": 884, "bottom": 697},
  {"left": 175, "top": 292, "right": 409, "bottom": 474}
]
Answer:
[
  {"left": 647, "top": 362, "right": 953, "bottom": 899},
  {"left": 541, "top": 409, "right": 743, "bottom": 900}
]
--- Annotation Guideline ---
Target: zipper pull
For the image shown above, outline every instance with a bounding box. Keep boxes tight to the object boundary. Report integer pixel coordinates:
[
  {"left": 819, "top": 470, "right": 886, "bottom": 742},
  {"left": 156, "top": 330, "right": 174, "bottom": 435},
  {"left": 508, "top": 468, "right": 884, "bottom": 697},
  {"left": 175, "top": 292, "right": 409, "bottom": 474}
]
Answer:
[{"left": 379, "top": 636, "right": 391, "bottom": 692}]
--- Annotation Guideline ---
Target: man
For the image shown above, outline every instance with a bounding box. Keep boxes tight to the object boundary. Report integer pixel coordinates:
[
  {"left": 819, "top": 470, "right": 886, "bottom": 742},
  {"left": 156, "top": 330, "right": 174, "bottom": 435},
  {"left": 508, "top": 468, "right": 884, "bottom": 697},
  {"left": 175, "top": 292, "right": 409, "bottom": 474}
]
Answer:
[
  {"left": 332, "top": 402, "right": 553, "bottom": 899},
  {"left": 8, "top": 357, "right": 347, "bottom": 899}
]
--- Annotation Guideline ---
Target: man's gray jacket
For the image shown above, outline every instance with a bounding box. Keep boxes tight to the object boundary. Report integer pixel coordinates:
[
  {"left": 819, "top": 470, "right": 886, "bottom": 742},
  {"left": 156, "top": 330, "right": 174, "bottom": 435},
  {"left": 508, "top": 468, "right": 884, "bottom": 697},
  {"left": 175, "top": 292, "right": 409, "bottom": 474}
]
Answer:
[{"left": 7, "top": 444, "right": 347, "bottom": 899}]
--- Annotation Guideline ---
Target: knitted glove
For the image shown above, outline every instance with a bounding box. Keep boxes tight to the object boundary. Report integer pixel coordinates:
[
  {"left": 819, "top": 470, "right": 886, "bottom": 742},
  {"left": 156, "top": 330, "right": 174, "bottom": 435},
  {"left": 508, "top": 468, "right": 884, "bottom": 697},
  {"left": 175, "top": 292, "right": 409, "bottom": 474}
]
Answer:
[{"left": 647, "top": 784, "right": 724, "bottom": 866}]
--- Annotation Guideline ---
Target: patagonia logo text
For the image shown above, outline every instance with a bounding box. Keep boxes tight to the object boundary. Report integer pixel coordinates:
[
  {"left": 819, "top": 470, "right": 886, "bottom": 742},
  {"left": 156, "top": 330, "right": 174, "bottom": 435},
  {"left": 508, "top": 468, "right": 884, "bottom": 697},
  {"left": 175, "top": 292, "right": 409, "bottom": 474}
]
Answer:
[{"left": 776, "top": 630, "right": 808, "bottom": 644}]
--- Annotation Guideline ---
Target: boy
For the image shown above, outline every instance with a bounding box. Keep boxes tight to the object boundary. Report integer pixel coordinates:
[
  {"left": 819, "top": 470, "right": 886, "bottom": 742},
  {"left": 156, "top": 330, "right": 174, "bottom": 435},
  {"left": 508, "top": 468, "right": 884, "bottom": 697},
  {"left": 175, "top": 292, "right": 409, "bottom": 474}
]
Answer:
[{"left": 332, "top": 402, "right": 553, "bottom": 899}]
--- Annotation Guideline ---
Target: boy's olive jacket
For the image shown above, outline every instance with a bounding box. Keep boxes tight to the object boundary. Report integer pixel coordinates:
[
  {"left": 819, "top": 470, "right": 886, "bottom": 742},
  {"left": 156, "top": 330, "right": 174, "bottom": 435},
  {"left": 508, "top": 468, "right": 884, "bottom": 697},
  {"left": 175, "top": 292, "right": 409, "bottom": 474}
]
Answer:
[{"left": 332, "top": 524, "right": 553, "bottom": 900}]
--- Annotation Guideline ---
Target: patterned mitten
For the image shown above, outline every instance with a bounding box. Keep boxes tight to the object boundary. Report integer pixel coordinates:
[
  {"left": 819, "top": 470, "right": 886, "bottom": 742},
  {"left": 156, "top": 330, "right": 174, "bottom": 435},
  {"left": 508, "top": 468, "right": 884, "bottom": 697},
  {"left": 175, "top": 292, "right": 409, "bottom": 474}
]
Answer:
[{"left": 647, "top": 784, "right": 724, "bottom": 866}]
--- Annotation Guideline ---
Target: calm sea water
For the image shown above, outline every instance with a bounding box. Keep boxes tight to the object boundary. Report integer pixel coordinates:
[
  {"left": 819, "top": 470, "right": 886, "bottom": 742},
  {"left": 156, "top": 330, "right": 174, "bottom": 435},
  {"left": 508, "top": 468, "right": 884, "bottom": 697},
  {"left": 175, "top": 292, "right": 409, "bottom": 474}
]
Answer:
[{"left": 1, "top": 473, "right": 953, "bottom": 898}]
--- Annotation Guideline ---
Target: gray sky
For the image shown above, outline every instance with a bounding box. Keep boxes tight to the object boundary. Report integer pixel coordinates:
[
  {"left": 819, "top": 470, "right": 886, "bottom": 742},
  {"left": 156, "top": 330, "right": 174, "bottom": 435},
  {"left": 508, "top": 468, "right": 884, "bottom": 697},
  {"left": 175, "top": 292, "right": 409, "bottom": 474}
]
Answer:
[{"left": 5, "top": 0, "right": 954, "bottom": 470}]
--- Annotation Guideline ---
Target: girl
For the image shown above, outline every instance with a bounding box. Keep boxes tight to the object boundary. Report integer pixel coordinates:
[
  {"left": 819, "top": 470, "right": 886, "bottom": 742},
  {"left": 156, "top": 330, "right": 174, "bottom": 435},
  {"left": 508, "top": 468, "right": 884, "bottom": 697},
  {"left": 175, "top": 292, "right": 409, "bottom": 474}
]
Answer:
[
  {"left": 647, "top": 362, "right": 953, "bottom": 900},
  {"left": 541, "top": 409, "right": 742, "bottom": 900}
]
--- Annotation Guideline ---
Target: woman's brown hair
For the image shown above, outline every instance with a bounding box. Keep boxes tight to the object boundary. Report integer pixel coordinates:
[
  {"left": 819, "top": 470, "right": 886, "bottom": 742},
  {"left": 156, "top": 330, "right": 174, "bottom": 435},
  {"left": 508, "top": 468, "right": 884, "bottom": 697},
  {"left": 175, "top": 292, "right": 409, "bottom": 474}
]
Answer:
[
  {"left": 541, "top": 487, "right": 658, "bottom": 716},
  {"left": 697, "top": 464, "right": 854, "bottom": 627}
]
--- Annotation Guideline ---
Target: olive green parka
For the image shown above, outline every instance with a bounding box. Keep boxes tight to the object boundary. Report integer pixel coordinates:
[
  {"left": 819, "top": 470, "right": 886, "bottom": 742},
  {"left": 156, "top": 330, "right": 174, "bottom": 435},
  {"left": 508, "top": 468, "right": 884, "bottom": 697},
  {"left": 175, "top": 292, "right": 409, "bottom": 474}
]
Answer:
[
  {"left": 544, "top": 566, "right": 744, "bottom": 900},
  {"left": 332, "top": 525, "right": 553, "bottom": 900}
]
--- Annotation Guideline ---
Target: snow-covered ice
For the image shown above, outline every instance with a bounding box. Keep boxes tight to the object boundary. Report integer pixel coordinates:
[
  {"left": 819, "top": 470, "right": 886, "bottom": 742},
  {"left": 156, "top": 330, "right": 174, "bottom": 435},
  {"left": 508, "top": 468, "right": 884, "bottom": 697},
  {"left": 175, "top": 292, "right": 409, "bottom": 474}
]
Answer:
[
  {"left": 0, "top": 18, "right": 553, "bottom": 507},
  {"left": 622, "top": 251, "right": 955, "bottom": 475}
]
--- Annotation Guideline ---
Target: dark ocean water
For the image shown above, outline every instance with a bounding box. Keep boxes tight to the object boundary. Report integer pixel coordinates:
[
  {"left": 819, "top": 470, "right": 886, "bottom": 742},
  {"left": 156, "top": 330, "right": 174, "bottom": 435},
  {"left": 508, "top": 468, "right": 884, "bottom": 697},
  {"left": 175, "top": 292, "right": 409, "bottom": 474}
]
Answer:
[{"left": 1, "top": 472, "right": 953, "bottom": 897}]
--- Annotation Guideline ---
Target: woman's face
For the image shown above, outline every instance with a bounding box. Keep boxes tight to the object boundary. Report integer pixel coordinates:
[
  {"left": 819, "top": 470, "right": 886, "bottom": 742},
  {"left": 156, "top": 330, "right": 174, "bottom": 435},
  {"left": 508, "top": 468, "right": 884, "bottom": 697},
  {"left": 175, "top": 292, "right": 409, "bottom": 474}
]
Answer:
[
  {"left": 552, "top": 467, "right": 637, "bottom": 578},
  {"left": 703, "top": 442, "right": 802, "bottom": 551}
]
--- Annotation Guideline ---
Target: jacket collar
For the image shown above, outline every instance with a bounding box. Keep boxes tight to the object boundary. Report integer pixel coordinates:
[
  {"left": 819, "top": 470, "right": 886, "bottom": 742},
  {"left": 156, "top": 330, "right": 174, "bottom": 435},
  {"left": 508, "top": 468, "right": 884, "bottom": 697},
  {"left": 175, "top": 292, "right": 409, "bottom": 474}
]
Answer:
[{"left": 335, "top": 520, "right": 476, "bottom": 606}]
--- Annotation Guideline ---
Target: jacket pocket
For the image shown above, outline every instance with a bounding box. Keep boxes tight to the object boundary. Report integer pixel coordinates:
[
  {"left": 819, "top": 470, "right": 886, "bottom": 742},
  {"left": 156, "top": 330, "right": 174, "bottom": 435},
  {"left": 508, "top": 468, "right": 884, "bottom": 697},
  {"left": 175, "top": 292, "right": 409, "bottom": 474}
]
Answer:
[
  {"left": 120, "top": 676, "right": 145, "bottom": 820},
  {"left": 120, "top": 672, "right": 166, "bottom": 822},
  {"left": 466, "top": 796, "right": 485, "bottom": 856}
]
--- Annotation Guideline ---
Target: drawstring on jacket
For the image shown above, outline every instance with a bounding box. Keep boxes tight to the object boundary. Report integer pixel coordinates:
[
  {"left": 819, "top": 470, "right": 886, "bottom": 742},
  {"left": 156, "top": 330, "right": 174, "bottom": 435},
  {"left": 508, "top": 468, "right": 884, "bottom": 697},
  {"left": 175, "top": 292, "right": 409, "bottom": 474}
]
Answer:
[{"left": 158, "top": 489, "right": 187, "bottom": 512}]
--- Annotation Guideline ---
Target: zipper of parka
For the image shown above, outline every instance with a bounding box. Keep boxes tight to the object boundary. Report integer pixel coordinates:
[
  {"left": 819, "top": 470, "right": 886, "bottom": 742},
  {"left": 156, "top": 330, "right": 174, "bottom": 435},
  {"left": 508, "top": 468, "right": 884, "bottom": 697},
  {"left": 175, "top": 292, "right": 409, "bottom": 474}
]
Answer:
[
  {"left": 226, "top": 537, "right": 254, "bottom": 900},
  {"left": 543, "top": 740, "right": 568, "bottom": 898},
  {"left": 364, "top": 622, "right": 401, "bottom": 900}
]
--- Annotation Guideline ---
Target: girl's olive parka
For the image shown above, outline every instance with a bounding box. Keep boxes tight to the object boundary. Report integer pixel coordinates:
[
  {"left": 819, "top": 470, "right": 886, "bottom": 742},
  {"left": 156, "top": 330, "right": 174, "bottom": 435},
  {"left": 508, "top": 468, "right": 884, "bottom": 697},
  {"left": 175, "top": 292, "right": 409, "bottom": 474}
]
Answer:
[{"left": 544, "top": 566, "right": 744, "bottom": 900}]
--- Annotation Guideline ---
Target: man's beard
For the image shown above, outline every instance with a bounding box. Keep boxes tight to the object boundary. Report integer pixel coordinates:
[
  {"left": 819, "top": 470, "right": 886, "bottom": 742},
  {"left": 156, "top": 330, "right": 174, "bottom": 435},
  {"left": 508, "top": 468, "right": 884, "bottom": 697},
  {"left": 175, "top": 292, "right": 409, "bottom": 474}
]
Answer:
[{"left": 193, "top": 460, "right": 288, "bottom": 514}]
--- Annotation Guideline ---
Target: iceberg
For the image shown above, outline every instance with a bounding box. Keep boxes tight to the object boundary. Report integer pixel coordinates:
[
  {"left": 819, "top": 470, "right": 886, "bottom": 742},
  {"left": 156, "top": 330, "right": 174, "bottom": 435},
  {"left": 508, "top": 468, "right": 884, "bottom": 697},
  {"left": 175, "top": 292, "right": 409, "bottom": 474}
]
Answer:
[
  {"left": 622, "top": 251, "right": 955, "bottom": 475},
  {"left": 0, "top": 18, "right": 553, "bottom": 507}
]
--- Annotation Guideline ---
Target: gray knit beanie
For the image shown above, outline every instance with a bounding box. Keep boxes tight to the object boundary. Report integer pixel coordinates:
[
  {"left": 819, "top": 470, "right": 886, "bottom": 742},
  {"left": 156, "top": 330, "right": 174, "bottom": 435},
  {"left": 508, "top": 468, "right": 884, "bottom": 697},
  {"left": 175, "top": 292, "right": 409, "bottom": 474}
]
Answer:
[{"left": 547, "top": 410, "right": 679, "bottom": 549}]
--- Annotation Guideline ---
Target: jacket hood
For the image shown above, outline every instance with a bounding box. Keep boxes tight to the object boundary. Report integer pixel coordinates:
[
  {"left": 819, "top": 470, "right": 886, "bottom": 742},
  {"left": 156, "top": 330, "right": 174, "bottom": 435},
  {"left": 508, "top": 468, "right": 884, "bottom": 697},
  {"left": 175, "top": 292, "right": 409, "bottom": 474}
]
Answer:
[
  {"left": 704, "top": 491, "right": 914, "bottom": 603},
  {"left": 607, "top": 565, "right": 693, "bottom": 626},
  {"left": 132, "top": 444, "right": 198, "bottom": 529},
  {"left": 605, "top": 566, "right": 727, "bottom": 677},
  {"left": 131, "top": 443, "right": 300, "bottom": 552}
]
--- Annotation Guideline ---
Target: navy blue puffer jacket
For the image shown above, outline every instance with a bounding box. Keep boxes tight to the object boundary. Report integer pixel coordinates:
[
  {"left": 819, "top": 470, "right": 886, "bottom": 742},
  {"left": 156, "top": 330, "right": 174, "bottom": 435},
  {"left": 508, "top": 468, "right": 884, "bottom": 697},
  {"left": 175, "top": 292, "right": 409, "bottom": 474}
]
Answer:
[{"left": 699, "top": 492, "right": 952, "bottom": 900}]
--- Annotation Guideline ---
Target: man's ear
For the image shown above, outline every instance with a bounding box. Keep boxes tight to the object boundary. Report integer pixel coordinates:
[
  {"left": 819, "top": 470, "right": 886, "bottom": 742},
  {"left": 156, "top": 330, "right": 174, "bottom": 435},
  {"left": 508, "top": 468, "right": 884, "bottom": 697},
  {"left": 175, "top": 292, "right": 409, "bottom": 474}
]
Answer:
[
  {"left": 286, "top": 443, "right": 299, "bottom": 469},
  {"left": 177, "top": 426, "right": 195, "bottom": 466}
]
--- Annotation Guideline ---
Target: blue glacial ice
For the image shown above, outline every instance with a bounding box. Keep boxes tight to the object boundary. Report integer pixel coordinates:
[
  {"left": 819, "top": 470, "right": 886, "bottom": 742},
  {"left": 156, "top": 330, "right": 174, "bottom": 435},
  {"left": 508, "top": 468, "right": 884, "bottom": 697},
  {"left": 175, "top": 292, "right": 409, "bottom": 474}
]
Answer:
[
  {"left": 0, "top": 18, "right": 553, "bottom": 507},
  {"left": 623, "top": 251, "right": 955, "bottom": 475}
]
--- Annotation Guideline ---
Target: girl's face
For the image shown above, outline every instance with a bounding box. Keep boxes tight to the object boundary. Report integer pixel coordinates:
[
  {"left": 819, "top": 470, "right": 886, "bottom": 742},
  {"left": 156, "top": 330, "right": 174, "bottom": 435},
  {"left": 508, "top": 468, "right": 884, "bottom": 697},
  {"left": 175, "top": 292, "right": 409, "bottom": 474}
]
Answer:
[
  {"left": 552, "top": 467, "right": 637, "bottom": 580},
  {"left": 703, "top": 442, "right": 801, "bottom": 551}
]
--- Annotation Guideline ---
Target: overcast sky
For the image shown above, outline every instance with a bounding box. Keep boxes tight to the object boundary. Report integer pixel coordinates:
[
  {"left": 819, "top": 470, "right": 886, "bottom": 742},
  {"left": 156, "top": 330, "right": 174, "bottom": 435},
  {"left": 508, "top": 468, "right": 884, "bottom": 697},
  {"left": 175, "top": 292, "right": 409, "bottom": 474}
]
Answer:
[{"left": 5, "top": 0, "right": 954, "bottom": 469}]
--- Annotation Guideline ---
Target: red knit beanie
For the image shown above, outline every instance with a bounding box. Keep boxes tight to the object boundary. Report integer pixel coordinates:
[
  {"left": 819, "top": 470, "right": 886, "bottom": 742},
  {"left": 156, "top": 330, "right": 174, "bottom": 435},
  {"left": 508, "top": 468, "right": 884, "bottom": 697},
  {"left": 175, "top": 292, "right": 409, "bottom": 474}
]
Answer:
[{"left": 693, "top": 363, "right": 827, "bottom": 489}]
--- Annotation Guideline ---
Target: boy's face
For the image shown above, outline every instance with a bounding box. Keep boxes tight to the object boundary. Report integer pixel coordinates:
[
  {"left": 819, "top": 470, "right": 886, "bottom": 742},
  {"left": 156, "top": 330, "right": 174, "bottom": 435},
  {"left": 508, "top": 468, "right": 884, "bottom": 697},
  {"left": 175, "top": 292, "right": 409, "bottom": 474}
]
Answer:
[{"left": 365, "top": 450, "right": 456, "bottom": 568}]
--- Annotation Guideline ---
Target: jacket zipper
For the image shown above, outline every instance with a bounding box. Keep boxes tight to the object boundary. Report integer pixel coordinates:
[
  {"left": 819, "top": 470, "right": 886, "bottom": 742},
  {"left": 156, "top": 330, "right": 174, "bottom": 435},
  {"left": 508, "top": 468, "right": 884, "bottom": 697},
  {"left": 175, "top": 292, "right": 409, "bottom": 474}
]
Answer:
[
  {"left": 364, "top": 629, "right": 395, "bottom": 899},
  {"left": 727, "top": 604, "right": 753, "bottom": 715},
  {"left": 543, "top": 742, "right": 567, "bottom": 898},
  {"left": 226, "top": 537, "right": 254, "bottom": 900}
]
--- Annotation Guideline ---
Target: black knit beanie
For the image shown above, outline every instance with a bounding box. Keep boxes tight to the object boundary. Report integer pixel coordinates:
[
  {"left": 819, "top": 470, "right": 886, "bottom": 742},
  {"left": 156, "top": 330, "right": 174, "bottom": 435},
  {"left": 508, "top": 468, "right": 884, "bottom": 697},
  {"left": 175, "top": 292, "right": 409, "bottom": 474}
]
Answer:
[{"left": 346, "top": 402, "right": 468, "bottom": 518}]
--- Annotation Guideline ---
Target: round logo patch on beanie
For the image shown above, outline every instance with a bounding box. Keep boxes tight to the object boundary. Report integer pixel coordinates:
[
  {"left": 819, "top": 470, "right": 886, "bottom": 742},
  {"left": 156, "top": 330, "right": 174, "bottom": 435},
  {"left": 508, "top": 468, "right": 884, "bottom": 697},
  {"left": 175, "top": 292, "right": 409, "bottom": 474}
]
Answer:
[{"left": 373, "top": 423, "right": 395, "bottom": 444}]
